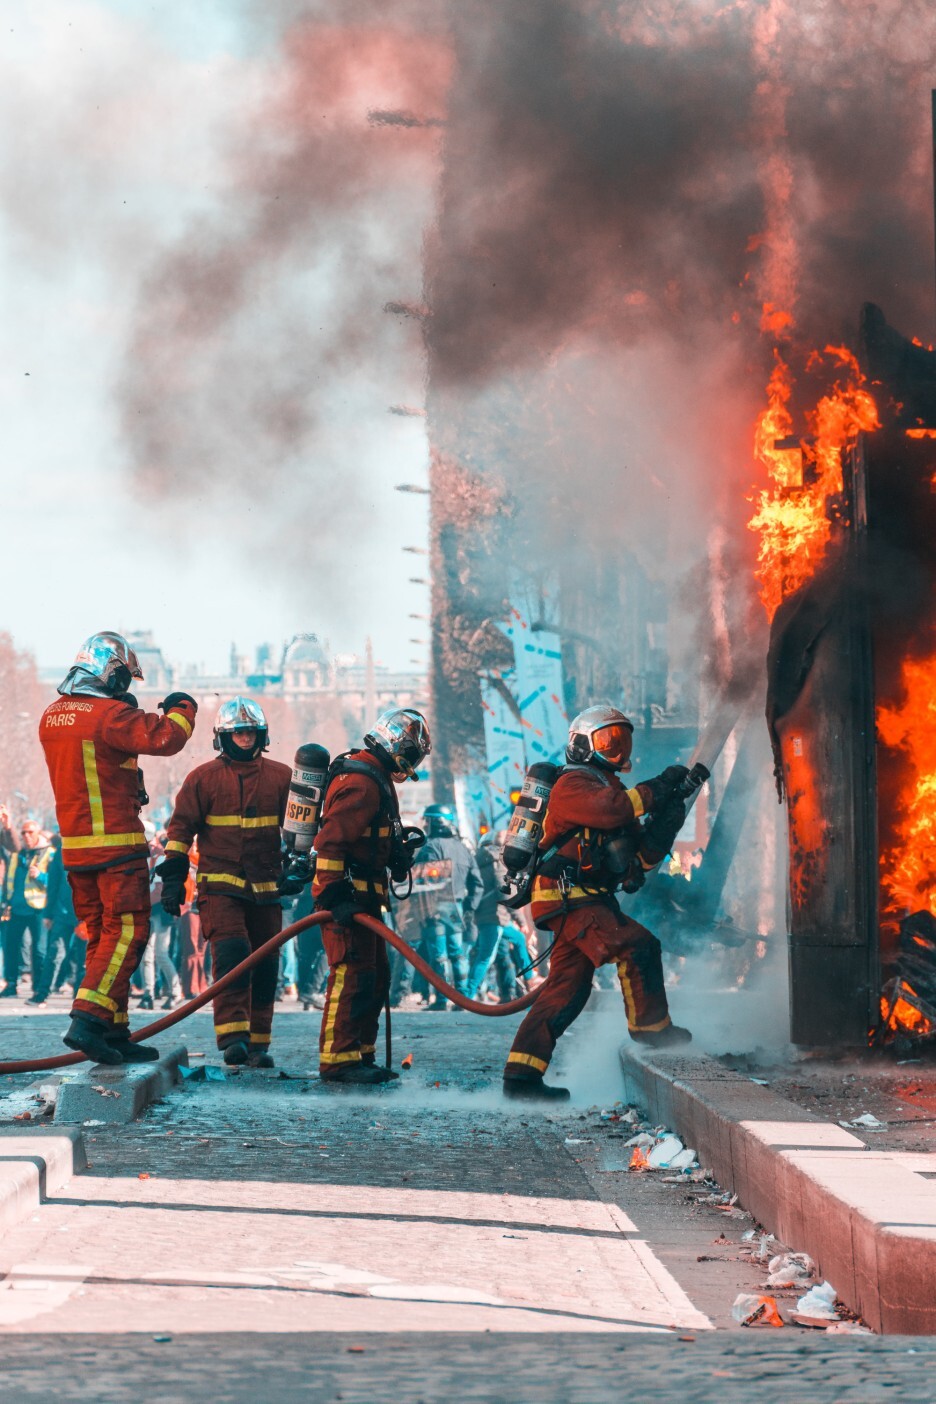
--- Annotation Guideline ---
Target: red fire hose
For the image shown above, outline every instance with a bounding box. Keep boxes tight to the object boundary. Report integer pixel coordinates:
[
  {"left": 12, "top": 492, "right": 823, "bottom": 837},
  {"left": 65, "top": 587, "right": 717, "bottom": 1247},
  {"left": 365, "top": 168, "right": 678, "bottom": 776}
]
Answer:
[{"left": 0, "top": 910, "right": 539, "bottom": 1076}]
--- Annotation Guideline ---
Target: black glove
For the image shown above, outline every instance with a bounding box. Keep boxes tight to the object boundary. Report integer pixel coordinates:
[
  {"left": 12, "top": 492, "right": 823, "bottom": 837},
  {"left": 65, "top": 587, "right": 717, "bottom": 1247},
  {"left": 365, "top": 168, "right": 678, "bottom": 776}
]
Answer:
[
  {"left": 315, "top": 878, "right": 362, "bottom": 928},
  {"left": 642, "top": 797, "right": 687, "bottom": 858},
  {"left": 640, "top": 764, "right": 691, "bottom": 812},
  {"left": 156, "top": 854, "right": 188, "bottom": 918},
  {"left": 158, "top": 691, "right": 198, "bottom": 714},
  {"left": 620, "top": 860, "right": 647, "bottom": 896},
  {"left": 279, "top": 851, "right": 313, "bottom": 897}
]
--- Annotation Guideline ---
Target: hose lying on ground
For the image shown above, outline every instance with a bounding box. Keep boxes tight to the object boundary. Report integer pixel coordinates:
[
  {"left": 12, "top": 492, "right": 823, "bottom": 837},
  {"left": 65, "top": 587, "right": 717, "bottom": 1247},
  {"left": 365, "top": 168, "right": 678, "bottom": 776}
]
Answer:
[{"left": 0, "top": 910, "right": 540, "bottom": 1076}]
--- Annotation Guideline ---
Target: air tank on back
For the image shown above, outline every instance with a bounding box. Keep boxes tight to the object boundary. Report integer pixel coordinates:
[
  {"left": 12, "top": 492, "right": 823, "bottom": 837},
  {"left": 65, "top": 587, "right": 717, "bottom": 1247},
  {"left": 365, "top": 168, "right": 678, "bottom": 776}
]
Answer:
[
  {"left": 501, "top": 762, "right": 561, "bottom": 875},
  {"left": 282, "top": 744, "right": 331, "bottom": 853}
]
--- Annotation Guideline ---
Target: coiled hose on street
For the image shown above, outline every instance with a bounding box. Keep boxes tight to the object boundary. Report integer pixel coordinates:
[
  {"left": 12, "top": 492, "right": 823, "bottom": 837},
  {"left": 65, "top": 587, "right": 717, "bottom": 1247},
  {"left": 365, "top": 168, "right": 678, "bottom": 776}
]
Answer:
[{"left": 0, "top": 910, "right": 540, "bottom": 1076}]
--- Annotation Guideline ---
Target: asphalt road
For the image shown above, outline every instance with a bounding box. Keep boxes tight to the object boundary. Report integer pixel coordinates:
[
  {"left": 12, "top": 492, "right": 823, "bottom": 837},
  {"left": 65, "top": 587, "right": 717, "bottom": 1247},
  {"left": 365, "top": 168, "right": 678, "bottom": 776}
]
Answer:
[{"left": 0, "top": 998, "right": 933, "bottom": 1399}]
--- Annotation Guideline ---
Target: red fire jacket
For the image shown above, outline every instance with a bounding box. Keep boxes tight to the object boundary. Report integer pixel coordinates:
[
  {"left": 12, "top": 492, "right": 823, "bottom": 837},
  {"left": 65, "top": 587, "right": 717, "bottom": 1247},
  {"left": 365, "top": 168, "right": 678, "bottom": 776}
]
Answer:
[
  {"left": 164, "top": 754, "right": 291, "bottom": 903},
  {"left": 530, "top": 764, "right": 661, "bottom": 925},
  {"left": 40, "top": 695, "right": 195, "bottom": 870},
  {"left": 311, "top": 751, "right": 399, "bottom": 915}
]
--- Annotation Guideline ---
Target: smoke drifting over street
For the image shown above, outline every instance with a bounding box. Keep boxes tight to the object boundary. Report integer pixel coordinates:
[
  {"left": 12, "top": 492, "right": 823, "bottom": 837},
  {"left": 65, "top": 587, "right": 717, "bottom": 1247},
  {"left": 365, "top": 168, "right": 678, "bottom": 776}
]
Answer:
[{"left": 108, "top": 0, "right": 936, "bottom": 668}]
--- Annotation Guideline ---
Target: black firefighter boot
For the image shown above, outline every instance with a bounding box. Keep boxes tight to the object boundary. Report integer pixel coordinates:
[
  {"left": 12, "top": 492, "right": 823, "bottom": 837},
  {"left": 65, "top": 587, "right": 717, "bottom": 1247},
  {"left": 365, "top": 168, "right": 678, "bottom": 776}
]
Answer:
[
  {"left": 361, "top": 1051, "right": 399, "bottom": 1080},
  {"left": 629, "top": 1023, "right": 692, "bottom": 1050},
  {"left": 503, "top": 1076, "right": 571, "bottom": 1103},
  {"left": 247, "top": 1047, "right": 276, "bottom": 1069},
  {"left": 223, "top": 1040, "right": 250, "bottom": 1066},
  {"left": 106, "top": 1032, "right": 159, "bottom": 1063},
  {"left": 63, "top": 1015, "right": 125, "bottom": 1065},
  {"left": 320, "top": 1063, "right": 395, "bottom": 1086}
]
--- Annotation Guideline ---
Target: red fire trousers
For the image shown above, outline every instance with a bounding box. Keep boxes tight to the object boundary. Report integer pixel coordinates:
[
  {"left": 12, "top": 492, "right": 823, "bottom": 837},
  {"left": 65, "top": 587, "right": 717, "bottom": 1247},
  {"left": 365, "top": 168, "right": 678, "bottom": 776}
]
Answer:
[
  {"left": 504, "top": 902, "right": 671, "bottom": 1082},
  {"left": 319, "top": 919, "right": 390, "bottom": 1075},
  {"left": 198, "top": 893, "right": 281, "bottom": 1051},
  {"left": 70, "top": 861, "right": 151, "bottom": 1032}
]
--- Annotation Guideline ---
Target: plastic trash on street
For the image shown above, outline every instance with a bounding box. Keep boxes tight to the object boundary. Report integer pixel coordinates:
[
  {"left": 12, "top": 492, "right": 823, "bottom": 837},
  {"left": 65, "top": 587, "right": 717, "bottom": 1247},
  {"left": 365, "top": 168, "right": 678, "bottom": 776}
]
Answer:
[
  {"left": 647, "top": 1134, "right": 683, "bottom": 1167},
  {"left": 731, "top": 1293, "right": 785, "bottom": 1327},
  {"left": 795, "top": 1281, "right": 838, "bottom": 1319},
  {"left": 766, "top": 1252, "right": 815, "bottom": 1289}
]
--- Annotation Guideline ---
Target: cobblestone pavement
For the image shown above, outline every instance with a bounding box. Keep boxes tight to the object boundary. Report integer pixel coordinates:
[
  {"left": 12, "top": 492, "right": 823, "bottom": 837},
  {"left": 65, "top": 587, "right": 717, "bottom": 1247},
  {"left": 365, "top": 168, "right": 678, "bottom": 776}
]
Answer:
[
  {"left": 2, "top": 1333, "right": 936, "bottom": 1403},
  {"left": 0, "top": 999, "right": 933, "bottom": 1398}
]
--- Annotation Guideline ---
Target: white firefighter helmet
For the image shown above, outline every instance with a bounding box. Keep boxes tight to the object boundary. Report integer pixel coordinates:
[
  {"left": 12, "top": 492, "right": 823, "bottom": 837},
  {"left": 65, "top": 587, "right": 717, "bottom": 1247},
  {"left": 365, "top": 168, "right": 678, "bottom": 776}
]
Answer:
[
  {"left": 213, "top": 696, "right": 269, "bottom": 759},
  {"left": 58, "top": 632, "right": 144, "bottom": 698},
  {"left": 364, "top": 708, "right": 431, "bottom": 779},
  {"left": 566, "top": 704, "right": 635, "bottom": 771}
]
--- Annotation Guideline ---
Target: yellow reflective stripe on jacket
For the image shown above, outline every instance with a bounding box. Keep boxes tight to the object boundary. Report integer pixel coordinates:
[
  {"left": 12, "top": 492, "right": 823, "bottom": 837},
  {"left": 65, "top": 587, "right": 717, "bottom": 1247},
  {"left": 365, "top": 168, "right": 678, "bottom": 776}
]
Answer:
[
  {"left": 165, "top": 840, "right": 190, "bottom": 855},
  {"left": 315, "top": 858, "right": 345, "bottom": 873},
  {"left": 76, "top": 986, "right": 118, "bottom": 1013},
  {"left": 506, "top": 1051, "right": 549, "bottom": 1073},
  {"left": 82, "top": 740, "right": 105, "bottom": 833},
  {"left": 62, "top": 832, "right": 147, "bottom": 851},
  {"left": 199, "top": 873, "right": 279, "bottom": 894},
  {"left": 626, "top": 787, "right": 645, "bottom": 819},
  {"left": 531, "top": 878, "right": 596, "bottom": 904},
  {"left": 201, "top": 872, "right": 248, "bottom": 888},
  {"left": 361, "top": 826, "right": 391, "bottom": 838},
  {"left": 167, "top": 710, "right": 193, "bottom": 738},
  {"left": 68, "top": 738, "right": 146, "bottom": 851},
  {"left": 352, "top": 878, "right": 387, "bottom": 894},
  {"left": 204, "top": 814, "right": 280, "bottom": 829}
]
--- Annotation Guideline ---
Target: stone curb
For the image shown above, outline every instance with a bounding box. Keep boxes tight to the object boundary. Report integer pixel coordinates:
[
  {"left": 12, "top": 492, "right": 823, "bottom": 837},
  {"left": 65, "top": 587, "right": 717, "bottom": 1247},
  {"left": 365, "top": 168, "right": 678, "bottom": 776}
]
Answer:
[
  {"left": 54, "top": 1045, "right": 188, "bottom": 1125},
  {"left": 619, "top": 1044, "right": 936, "bottom": 1335},
  {"left": 0, "top": 1127, "right": 86, "bottom": 1233}
]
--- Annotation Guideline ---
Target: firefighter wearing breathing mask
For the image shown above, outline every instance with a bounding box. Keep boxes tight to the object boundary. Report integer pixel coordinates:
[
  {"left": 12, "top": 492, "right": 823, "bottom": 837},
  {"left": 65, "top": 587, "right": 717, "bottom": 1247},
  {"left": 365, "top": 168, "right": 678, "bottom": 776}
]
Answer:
[
  {"left": 158, "top": 698, "right": 291, "bottom": 1067},
  {"left": 503, "top": 704, "right": 692, "bottom": 1102},
  {"left": 312, "top": 708, "right": 430, "bottom": 1085},
  {"left": 39, "top": 631, "right": 197, "bottom": 1066}
]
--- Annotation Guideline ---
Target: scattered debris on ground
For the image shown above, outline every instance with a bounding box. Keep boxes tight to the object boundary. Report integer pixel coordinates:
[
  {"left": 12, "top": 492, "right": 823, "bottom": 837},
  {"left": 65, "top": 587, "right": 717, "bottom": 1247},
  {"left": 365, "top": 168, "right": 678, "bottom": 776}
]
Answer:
[{"left": 569, "top": 1100, "right": 874, "bottom": 1333}]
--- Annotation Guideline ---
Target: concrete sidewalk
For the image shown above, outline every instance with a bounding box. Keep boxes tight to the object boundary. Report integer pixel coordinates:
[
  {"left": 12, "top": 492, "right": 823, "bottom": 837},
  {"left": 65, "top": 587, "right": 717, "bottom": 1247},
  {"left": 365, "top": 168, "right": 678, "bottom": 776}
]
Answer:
[
  {"left": 619, "top": 1044, "right": 936, "bottom": 1334},
  {"left": 0, "top": 1127, "right": 85, "bottom": 1232}
]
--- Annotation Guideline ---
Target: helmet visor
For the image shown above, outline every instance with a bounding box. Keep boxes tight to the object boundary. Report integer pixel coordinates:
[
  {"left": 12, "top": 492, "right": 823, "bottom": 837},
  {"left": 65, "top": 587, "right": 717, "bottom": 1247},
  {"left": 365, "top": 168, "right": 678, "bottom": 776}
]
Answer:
[{"left": 592, "top": 722, "right": 633, "bottom": 767}]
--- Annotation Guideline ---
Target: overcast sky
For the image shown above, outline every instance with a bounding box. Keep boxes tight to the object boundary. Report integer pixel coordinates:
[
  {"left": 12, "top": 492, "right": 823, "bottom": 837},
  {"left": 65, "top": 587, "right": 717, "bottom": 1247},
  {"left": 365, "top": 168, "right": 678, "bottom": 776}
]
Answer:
[{"left": 0, "top": 0, "right": 433, "bottom": 677}]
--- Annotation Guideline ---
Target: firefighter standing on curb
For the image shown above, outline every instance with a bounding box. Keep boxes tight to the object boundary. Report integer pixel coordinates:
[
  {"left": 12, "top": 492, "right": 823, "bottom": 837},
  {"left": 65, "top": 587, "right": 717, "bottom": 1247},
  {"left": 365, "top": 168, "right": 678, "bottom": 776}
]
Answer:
[
  {"left": 157, "top": 698, "right": 291, "bottom": 1068},
  {"left": 502, "top": 704, "right": 692, "bottom": 1102},
  {"left": 38, "top": 632, "right": 197, "bottom": 1065},
  {"left": 312, "top": 708, "right": 431, "bottom": 1085}
]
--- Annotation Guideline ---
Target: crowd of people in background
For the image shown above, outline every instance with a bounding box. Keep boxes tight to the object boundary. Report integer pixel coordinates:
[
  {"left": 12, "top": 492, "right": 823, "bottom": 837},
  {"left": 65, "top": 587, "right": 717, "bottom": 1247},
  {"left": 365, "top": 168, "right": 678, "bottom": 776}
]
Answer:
[{"left": 0, "top": 799, "right": 539, "bottom": 1013}]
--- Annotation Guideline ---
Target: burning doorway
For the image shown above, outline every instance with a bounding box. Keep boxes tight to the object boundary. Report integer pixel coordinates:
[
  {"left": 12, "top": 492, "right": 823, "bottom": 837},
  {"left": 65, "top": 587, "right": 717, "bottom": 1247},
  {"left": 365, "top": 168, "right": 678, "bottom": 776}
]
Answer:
[{"left": 763, "top": 305, "right": 936, "bottom": 1047}]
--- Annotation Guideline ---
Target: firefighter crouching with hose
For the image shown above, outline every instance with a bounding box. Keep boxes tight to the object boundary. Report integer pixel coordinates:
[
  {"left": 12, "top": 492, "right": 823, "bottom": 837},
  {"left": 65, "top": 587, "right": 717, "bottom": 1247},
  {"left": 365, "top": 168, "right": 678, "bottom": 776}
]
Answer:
[
  {"left": 312, "top": 709, "right": 431, "bottom": 1085},
  {"left": 38, "top": 632, "right": 198, "bottom": 1066},
  {"left": 502, "top": 705, "right": 693, "bottom": 1102},
  {"left": 156, "top": 698, "right": 291, "bottom": 1068}
]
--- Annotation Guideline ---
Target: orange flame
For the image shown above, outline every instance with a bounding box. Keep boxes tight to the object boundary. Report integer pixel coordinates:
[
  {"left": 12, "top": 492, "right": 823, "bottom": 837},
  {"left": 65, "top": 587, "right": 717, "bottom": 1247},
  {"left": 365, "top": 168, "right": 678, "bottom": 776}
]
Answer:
[
  {"left": 748, "top": 344, "right": 880, "bottom": 620},
  {"left": 629, "top": 1147, "right": 651, "bottom": 1172},
  {"left": 880, "top": 990, "right": 932, "bottom": 1036},
  {"left": 877, "top": 654, "right": 936, "bottom": 919}
]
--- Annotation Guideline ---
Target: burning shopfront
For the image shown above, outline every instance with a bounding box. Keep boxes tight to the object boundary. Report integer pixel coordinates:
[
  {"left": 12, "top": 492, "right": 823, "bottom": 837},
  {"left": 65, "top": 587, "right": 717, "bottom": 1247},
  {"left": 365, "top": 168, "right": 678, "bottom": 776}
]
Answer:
[{"left": 757, "top": 305, "right": 936, "bottom": 1048}]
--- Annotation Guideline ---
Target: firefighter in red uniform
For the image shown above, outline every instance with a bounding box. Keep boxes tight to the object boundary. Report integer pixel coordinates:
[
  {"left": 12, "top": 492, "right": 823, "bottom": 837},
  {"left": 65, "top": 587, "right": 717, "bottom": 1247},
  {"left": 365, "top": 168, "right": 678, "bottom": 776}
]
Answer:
[
  {"left": 503, "top": 705, "right": 692, "bottom": 1102},
  {"left": 312, "top": 708, "right": 431, "bottom": 1085},
  {"left": 157, "top": 698, "right": 291, "bottom": 1067},
  {"left": 39, "top": 632, "right": 197, "bottom": 1065}
]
